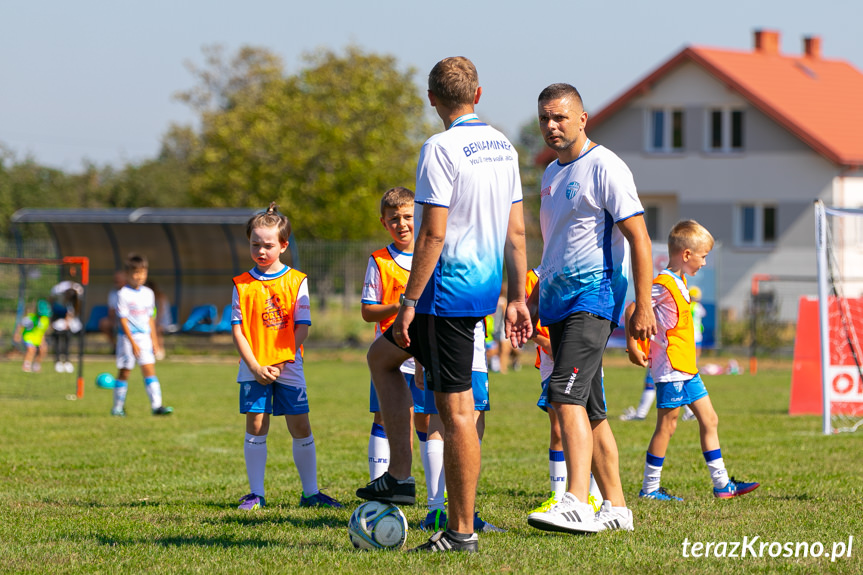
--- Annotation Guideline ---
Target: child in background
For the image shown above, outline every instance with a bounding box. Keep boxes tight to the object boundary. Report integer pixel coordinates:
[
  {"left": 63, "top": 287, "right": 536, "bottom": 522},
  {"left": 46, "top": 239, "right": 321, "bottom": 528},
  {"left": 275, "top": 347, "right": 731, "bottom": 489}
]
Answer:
[
  {"left": 232, "top": 202, "right": 342, "bottom": 510},
  {"left": 359, "top": 187, "right": 428, "bottom": 482},
  {"left": 626, "top": 220, "right": 759, "bottom": 501},
  {"left": 14, "top": 299, "right": 51, "bottom": 373},
  {"left": 112, "top": 254, "right": 172, "bottom": 417}
]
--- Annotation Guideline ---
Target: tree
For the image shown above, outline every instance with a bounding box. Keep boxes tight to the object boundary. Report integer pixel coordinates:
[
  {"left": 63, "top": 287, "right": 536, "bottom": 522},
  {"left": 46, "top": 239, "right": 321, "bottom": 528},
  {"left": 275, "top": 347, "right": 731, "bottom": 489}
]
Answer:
[{"left": 181, "top": 45, "right": 432, "bottom": 240}]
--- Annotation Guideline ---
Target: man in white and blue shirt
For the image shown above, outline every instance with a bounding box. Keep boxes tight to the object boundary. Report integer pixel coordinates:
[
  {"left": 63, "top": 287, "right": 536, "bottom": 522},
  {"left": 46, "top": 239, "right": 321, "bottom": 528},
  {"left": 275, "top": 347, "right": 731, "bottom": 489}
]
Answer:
[
  {"left": 527, "top": 83, "right": 656, "bottom": 536},
  {"left": 358, "top": 56, "right": 532, "bottom": 553}
]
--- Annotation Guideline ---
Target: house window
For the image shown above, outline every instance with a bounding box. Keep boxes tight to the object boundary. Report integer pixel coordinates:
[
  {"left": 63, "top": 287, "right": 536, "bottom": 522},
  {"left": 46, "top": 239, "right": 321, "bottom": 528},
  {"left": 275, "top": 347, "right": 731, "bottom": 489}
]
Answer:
[
  {"left": 737, "top": 204, "right": 776, "bottom": 247},
  {"left": 645, "top": 205, "right": 661, "bottom": 241},
  {"left": 648, "top": 108, "right": 684, "bottom": 152},
  {"left": 708, "top": 108, "right": 745, "bottom": 152}
]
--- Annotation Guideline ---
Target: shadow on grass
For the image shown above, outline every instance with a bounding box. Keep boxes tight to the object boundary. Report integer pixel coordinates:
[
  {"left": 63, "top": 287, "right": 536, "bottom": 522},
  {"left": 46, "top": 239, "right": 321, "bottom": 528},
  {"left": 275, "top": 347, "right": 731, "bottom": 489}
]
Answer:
[{"left": 95, "top": 534, "right": 331, "bottom": 550}]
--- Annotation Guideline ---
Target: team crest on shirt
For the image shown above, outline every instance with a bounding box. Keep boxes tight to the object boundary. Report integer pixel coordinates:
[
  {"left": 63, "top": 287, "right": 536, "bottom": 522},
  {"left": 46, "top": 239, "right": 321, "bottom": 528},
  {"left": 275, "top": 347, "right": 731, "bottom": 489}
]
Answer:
[
  {"left": 566, "top": 181, "right": 580, "bottom": 200},
  {"left": 261, "top": 294, "right": 289, "bottom": 329}
]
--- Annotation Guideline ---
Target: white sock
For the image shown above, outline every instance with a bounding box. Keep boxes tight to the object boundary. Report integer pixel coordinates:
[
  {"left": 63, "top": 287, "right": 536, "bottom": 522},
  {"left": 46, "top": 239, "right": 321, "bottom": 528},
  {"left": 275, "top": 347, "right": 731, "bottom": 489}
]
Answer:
[
  {"left": 293, "top": 435, "right": 318, "bottom": 496},
  {"left": 368, "top": 423, "right": 389, "bottom": 480},
  {"left": 549, "top": 449, "right": 567, "bottom": 500},
  {"left": 244, "top": 433, "right": 267, "bottom": 497},
  {"left": 144, "top": 376, "right": 162, "bottom": 409},
  {"left": 704, "top": 449, "right": 729, "bottom": 489},
  {"left": 589, "top": 473, "right": 604, "bottom": 502},
  {"left": 417, "top": 431, "right": 429, "bottom": 488},
  {"left": 636, "top": 387, "right": 656, "bottom": 419},
  {"left": 643, "top": 452, "right": 664, "bottom": 494},
  {"left": 113, "top": 382, "right": 128, "bottom": 412},
  {"left": 426, "top": 438, "right": 446, "bottom": 510}
]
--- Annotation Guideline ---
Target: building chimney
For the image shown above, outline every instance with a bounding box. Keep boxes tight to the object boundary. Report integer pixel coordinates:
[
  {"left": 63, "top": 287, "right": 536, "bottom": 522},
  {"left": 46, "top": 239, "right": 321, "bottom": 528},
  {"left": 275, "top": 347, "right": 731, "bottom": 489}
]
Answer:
[
  {"left": 754, "top": 29, "right": 780, "bottom": 55},
  {"left": 804, "top": 36, "right": 821, "bottom": 59}
]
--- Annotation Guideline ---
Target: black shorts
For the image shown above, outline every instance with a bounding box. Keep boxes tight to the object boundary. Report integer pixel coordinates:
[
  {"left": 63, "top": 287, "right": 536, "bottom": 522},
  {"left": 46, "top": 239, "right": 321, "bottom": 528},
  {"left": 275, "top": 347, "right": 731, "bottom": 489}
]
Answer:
[
  {"left": 547, "top": 311, "right": 613, "bottom": 421},
  {"left": 382, "top": 313, "right": 479, "bottom": 394}
]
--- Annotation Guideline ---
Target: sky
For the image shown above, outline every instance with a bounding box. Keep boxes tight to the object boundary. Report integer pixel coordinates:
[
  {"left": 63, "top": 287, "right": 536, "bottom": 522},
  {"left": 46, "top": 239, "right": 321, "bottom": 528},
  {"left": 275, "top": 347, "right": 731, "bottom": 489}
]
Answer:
[{"left": 2, "top": 0, "right": 862, "bottom": 172}]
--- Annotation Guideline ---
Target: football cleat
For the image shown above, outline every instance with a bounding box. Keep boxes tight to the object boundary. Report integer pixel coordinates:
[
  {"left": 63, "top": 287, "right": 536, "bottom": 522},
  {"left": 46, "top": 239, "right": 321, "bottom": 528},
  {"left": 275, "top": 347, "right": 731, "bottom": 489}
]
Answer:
[
  {"left": 638, "top": 486, "right": 683, "bottom": 501},
  {"left": 714, "top": 477, "right": 760, "bottom": 499},
  {"left": 299, "top": 490, "right": 343, "bottom": 508},
  {"left": 111, "top": 408, "right": 126, "bottom": 417},
  {"left": 152, "top": 406, "right": 174, "bottom": 416},
  {"left": 619, "top": 406, "right": 645, "bottom": 421},
  {"left": 529, "top": 494, "right": 558, "bottom": 515},
  {"left": 238, "top": 493, "right": 265, "bottom": 510},
  {"left": 420, "top": 509, "right": 447, "bottom": 531},
  {"left": 474, "top": 511, "right": 506, "bottom": 533}
]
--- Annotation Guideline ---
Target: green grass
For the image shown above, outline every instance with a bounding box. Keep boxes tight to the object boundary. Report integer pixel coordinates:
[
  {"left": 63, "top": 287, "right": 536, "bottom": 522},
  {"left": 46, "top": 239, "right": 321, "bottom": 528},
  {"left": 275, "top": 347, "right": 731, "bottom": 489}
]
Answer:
[{"left": 1, "top": 351, "right": 861, "bottom": 574}]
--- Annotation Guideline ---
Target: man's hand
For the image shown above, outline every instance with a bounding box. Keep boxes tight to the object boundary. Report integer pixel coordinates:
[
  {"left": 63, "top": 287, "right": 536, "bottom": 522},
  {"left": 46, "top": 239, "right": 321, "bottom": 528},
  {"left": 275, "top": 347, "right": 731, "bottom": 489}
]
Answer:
[
  {"left": 392, "top": 306, "right": 415, "bottom": 348},
  {"left": 628, "top": 303, "right": 657, "bottom": 342}
]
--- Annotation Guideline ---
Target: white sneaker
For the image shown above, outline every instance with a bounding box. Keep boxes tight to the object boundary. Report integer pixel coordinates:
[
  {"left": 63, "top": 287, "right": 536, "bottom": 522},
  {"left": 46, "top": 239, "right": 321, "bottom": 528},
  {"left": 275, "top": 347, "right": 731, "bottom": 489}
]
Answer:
[
  {"left": 528, "top": 492, "right": 602, "bottom": 534},
  {"left": 619, "top": 406, "right": 644, "bottom": 421},
  {"left": 595, "top": 500, "right": 634, "bottom": 531}
]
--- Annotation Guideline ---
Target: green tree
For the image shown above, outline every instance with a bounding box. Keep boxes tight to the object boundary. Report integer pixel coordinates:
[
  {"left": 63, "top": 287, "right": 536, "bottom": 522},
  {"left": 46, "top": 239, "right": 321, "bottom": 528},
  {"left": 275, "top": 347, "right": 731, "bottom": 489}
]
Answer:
[{"left": 182, "top": 45, "right": 431, "bottom": 240}]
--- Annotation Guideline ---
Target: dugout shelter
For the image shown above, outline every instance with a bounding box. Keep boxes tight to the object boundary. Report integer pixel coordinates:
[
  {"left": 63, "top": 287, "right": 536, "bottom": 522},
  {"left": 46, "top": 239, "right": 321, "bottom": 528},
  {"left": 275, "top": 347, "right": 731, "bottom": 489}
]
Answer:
[{"left": 10, "top": 208, "right": 299, "bottom": 333}]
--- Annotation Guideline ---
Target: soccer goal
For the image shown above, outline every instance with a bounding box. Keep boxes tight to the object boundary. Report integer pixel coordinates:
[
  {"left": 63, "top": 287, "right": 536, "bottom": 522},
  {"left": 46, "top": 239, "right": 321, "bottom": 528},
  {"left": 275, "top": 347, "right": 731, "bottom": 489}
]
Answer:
[
  {"left": 0, "top": 256, "right": 90, "bottom": 399},
  {"left": 814, "top": 200, "right": 863, "bottom": 434}
]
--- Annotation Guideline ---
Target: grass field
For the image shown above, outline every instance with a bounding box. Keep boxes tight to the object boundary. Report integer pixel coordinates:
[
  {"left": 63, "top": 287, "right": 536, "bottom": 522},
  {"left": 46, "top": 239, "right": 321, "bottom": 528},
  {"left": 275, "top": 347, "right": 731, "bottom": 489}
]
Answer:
[{"left": 1, "top": 350, "right": 861, "bottom": 574}]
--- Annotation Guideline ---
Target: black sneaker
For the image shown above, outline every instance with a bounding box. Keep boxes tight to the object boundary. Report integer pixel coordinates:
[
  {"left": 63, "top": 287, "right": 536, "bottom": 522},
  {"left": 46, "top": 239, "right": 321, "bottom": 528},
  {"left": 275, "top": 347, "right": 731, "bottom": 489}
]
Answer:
[
  {"left": 355, "top": 472, "right": 416, "bottom": 505},
  {"left": 408, "top": 530, "right": 478, "bottom": 553}
]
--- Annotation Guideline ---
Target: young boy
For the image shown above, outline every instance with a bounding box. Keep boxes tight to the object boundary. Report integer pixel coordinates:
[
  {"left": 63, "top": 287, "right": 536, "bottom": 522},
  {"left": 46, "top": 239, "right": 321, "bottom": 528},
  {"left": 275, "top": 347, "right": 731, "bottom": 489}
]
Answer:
[
  {"left": 626, "top": 220, "right": 759, "bottom": 501},
  {"left": 14, "top": 299, "right": 51, "bottom": 372},
  {"left": 233, "top": 202, "right": 341, "bottom": 510},
  {"left": 112, "top": 254, "right": 172, "bottom": 417},
  {"left": 360, "top": 187, "right": 428, "bottom": 482}
]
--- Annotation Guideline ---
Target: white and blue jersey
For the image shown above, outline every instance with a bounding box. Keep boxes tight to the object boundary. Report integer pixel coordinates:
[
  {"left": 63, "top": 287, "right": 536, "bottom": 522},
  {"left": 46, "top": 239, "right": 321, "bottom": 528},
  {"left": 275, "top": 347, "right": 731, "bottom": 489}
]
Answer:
[
  {"left": 117, "top": 284, "right": 155, "bottom": 335},
  {"left": 538, "top": 145, "right": 642, "bottom": 326},
  {"left": 414, "top": 121, "right": 522, "bottom": 318}
]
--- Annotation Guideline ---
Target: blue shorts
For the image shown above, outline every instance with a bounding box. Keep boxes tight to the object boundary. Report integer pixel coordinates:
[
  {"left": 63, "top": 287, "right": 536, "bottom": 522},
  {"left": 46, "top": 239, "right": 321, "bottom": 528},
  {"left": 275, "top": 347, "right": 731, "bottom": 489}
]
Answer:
[
  {"left": 369, "top": 373, "right": 424, "bottom": 413},
  {"left": 239, "top": 381, "right": 309, "bottom": 416},
  {"left": 655, "top": 373, "right": 708, "bottom": 409},
  {"left": 423, "top": 371, "right": 489, "bottom": 414},
  {"left": 537, "top": 376, "right": 551, "bottom": 412}
]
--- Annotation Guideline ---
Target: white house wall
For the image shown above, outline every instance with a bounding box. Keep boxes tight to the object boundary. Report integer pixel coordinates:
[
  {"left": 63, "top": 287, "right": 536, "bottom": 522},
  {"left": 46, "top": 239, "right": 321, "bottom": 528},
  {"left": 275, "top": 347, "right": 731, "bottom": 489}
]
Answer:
[{"left": 590, "top": 60, "right": 844, "bottom": 321}]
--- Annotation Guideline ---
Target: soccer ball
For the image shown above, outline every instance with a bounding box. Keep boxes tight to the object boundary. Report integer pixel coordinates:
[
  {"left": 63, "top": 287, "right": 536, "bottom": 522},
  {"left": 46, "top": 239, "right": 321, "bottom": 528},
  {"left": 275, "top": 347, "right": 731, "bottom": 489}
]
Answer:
[
  {"left": 95, "top": 372, "right": 116, "bottom": 389},
  {"left": 348, "top": 501, "right": 408, "bottom": 550}
]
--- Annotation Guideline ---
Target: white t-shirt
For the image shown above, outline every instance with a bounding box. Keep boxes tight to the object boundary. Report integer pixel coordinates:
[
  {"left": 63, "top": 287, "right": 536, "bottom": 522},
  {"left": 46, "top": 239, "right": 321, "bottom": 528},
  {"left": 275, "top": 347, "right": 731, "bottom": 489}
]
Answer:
[
  {"left": 117, "top": 285, "right": 155, "bottom": 335},
  {"left": 649, "top": 270, "right": 693, "bottom": 382},
  {"left": 360, "top": 244, "right": 415, "bottom": 375},
  {"left": 414, "top": 121, "right": 522, "bottom": 318},
  {"left": 538, "top": 145, "right": 643, "bottom": 326},
  {"left": 231, "top": 266, "right": 311, "bottom": 387}
]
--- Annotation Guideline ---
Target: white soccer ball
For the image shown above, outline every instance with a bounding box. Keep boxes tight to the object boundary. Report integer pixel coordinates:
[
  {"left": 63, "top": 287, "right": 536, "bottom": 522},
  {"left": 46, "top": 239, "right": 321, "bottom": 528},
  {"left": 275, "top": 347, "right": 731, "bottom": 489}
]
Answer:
[{"left": 348, "top": 501, "right": 408, "bottom": 550}]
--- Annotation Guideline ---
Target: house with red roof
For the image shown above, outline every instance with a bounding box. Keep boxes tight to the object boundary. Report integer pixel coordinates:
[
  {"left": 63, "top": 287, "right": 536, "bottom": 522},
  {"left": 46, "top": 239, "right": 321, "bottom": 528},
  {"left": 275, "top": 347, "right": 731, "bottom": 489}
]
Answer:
[{"left": 537, "top": 30, "right": 863, "bottom": 322}]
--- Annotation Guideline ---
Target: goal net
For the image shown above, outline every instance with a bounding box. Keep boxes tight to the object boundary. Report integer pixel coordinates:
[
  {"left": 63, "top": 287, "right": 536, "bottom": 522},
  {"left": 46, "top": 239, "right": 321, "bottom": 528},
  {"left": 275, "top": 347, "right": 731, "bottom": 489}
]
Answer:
[
  {"left": 0, "top": 256, "right": 90, "bottom": 399},
  {"left": 814, "top": 201, "right": 863, "bottom": 434}
]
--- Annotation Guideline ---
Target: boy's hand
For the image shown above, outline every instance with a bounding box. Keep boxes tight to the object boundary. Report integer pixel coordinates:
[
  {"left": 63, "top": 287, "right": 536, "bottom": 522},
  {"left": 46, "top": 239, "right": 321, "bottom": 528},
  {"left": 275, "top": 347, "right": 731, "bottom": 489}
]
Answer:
[
  {"left": 627, "top": 345, "right": 648, "bottom": 367},
  {"left": 505, "top": 300, "right": 533, "bottom": 348},
  {"left": 254, "top": 364, "right": 281, "bottom": 385}
]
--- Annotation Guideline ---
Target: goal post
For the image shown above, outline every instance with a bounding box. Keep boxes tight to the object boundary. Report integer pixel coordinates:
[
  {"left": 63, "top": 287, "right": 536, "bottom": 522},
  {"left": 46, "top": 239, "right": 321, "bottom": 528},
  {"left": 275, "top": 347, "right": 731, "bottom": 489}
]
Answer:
[
  {"left": 0, "top": 256, "right": 90, "bottom": 399},
  {"left": 813, "top": 200, "right": 863, "bottom": 434}
]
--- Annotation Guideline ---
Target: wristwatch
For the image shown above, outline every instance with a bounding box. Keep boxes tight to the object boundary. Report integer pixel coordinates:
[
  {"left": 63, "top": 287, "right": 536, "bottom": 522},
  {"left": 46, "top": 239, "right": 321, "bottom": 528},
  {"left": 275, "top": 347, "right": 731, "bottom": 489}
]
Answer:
[{"left": 399, "top": 294, "right": 418, "bottom": 308}]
